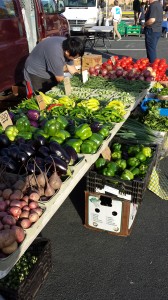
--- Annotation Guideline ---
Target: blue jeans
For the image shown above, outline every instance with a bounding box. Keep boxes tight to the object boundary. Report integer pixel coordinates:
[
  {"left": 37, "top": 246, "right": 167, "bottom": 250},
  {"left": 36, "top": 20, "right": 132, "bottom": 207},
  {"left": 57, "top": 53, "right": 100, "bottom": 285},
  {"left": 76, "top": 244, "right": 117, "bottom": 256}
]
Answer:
[{"left": 144, "top": 28, "right": 161, "bottom": 63}]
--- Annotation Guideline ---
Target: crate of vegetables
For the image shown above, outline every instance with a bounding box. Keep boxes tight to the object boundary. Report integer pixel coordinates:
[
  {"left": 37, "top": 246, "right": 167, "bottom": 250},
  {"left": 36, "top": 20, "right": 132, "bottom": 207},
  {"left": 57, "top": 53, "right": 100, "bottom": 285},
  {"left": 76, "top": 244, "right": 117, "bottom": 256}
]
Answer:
[
  {"left": 86, "top": 139, "right": 159, "bottom": 203},
  {"left": 0, "top": 238, "right": 52, "bottom": 300},
  {"left": 141, "top": 98, "right": 168, "bottom": 116},
  {"left": 125, "top": 25, "right": 141, "bottom": 36}
]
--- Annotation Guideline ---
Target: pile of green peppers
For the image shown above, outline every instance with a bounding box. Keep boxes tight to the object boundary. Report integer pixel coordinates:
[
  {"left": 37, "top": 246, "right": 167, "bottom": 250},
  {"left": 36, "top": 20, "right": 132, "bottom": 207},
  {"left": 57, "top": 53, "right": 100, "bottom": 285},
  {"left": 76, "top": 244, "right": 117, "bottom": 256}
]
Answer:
[{"left": 95, "top": 142, "right": 153, "bottom": 181}]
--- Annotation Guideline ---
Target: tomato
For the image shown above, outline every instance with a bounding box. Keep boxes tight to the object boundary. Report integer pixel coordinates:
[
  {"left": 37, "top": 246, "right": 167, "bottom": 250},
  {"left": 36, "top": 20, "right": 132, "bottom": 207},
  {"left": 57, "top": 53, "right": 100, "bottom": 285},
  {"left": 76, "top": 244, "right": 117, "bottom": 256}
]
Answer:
[
  {"left": 107, "top": 59, "right": 112, "bottom": 65},
  {"left": 102, "top": 62, "right": 108, "bottom": 69},
  {"left": 114, "top": 56, "right": 119, "bottom": 61}
]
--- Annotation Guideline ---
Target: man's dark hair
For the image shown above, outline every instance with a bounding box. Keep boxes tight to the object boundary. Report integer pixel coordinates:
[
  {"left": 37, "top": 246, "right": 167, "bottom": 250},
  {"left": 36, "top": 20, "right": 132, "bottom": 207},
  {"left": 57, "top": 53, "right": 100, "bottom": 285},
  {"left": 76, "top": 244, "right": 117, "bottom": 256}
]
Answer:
[{"left": 62, "top": 37, "right": 84, "bottom": 57}]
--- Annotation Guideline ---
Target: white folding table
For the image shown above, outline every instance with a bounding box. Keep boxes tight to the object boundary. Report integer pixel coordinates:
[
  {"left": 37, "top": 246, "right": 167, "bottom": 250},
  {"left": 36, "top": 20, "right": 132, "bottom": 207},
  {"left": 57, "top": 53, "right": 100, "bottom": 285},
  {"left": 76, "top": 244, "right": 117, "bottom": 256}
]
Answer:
[{"left": 84, "top": 26, "right": 113, "bottom": 52}]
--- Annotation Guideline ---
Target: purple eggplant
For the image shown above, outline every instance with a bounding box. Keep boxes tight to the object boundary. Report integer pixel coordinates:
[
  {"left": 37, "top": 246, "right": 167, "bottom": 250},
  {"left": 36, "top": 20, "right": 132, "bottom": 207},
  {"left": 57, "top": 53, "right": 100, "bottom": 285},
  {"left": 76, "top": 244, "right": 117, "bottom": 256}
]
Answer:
[
  {"left": 38, "top": 146, "right": 50, "bottom": 158},
  {"left": 90, "top": 122, "right": 102, "bottom": 133},
  {"left": 27, "top": 110, "right": 40, "bottom": 121},
  {"left": 29, "top": 120, "right": 39, "bottom": 127},
  {"left": 34, "top": 135, "right": 47, "bottom": 148},
  {"left": 63, "top": 145, "right": 78, "bottom": 165},
  {"left": 50, "top": 155, "right": 68, "bottom": 175},
  {"left": 0, "top": 134, "right": 11, "bottom": 148},
  {"left": 19, "top": 143, "right": 35, "bottom": 157},
  {"left": 49, "top": 141, "right": 70, "bottom": 164},
  {"left": 16, "top": 151, "right": 28, "bottom": 164}
]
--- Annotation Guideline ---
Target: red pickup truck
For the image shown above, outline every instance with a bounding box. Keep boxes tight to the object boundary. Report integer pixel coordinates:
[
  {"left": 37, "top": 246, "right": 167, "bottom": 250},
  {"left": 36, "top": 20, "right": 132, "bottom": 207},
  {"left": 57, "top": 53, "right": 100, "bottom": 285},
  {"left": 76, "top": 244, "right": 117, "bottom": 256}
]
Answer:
[{"left": 0, "top": 0, "right": 70, "bottom": 95}]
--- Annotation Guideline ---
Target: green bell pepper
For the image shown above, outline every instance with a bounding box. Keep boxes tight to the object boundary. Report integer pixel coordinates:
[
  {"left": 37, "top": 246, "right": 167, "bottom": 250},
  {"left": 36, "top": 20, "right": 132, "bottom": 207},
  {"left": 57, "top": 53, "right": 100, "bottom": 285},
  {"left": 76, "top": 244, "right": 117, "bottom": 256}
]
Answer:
[
  {"left": 88, "top": 133, "right": 103, "bottom": 147},
  {"left": 75, "top": 124, "right": 92, "bottom": 140},
  {"left": 16, "top": 116, "right": 30, "bottom": 132},
  {"left": 121, "top": 169, "right": 134, "bottom": 181},
  {"left": 56, "top": 115, "right": 69, "bottom": 129},
  {"left": 98, "top": 126, "right": 110, "bottom": 138},
  {"left": 33, "top": 130, "right": 49, "bottom": 139},
  {"left": 80, "top": 140, "right": 98, "bottom": 154},
  {"left": 127, "top": 145, "right": 141, "bottom": 155},
  {"left": 44, "top": 119, "right": 61, "bottom": 136},
  {"left": 66, "top": 139, "right": 83, "bottom": 153},
  {"left": 17, "top": 132, "right": 32, "bottom": 140},
  {"left": 141, "top": 147, "right": 152, "bottom": 158},
  {"left": 0, "top": 125, "right": 4, "bottom": 134},
  {"left": 107, "top": 161, "right": 117, "bottom": 173},
  {"left": 112, "top": 143, "right": 122, "bottom": 151},
  {"left": 131, "top": 167, "right": 140, "bottom": 176},
  {"left": 115, "top": 159, "right": 127, "bottom": 171},
  {"left": 102, "top": 167, "right": 115, "bottom": 177},
  {"left": 55, "top": 130, "right": 70, "bottom": 141},
  {"left": 95, "top": 157, "right": 107, "bottom": 169},
  {"left": 5, "top": 125, "right": 18, "bottom": 141},
  {"left": 111, "top": 151, "right": 122, "bottom": 160},
  {"left": 50, "top": 136, "right": 64, "bottom": 144},
  {"left": 127, "top": 157, "right": 140, "bottom": 167},
  {"left": 135, "top": 152, "right": 147, "bottom": 162},
  {"left": 139, "top": 164, "right": 148, "bottom": 175}
]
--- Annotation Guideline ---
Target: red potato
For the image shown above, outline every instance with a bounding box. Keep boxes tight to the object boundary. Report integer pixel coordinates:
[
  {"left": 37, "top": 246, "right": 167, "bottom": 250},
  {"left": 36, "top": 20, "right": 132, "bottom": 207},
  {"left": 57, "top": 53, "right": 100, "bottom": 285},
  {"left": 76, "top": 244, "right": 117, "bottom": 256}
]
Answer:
[
  {"left": 0, "top": 221, "right": 3, "bottom": 230},
  {"left": 19, "top": 218, "right": 32, "bottom": 229},
  {"left": 20, "top": 211, "right": 29, "bottom": 219},
  {"left": 29, "top": 212, "right": 39, "bottom": 223},
  {"left": 0, "top": 229, "right": 16, "bottom": 249},
  {"left": 8, "top": 206, "right": 22, "bottom": 218},
  {"left": 29, "top": 192, "right": 40, "bottom": 202},
  {"left": 10, "top": 200, "right": 22, "bottom": 208},
  {"left": 28, "top": 201, "right": 39, "bottom": 210},
  {"left": 11, "top": 225, "right": 25, "bottom": 243},
  {"left": 0, "top": 201, "right": 7, "bottom": 212},
  {"left": 5, "top": 200, "right": 10, "bottom": 206},
  {"left": 22, "top": 195, "right": 29, "bottom": 203},
  {"left": 30, "top": 207, "right": 43, "bottom": 217},
  {"left": 19, "top": 200, "right": 27, "bottom": 209},
  {"left": 2, "top": 215, "right": 16, "bottom": 226},
  {"left": 3, "top": 225, "right": 10, "bottom": 230},
  {"left": 2, "top": 241, "right": 18, "bottom": 254},
  {"left": 0, "top": 212, "right": 7, "bottom": 219},
  {"left": 22, "top": 205, "right": 30, "bottom": 211},
  {"left": 10, "top": 190, "right": 23, "bottom": 201},
  {"left": 13, "top": 180, "right": 26, "bottom": 191},
  {"left": 2, "top": 188, "right": 13, "bottom": 200}
]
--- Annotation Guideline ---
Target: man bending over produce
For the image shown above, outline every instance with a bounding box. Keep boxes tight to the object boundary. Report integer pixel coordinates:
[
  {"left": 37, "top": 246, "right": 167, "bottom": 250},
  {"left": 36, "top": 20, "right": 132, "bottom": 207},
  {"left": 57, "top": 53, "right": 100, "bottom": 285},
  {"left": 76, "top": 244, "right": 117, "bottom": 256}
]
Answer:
[{"left": 24, "top": 36, "right": 84, "bottom": 97}]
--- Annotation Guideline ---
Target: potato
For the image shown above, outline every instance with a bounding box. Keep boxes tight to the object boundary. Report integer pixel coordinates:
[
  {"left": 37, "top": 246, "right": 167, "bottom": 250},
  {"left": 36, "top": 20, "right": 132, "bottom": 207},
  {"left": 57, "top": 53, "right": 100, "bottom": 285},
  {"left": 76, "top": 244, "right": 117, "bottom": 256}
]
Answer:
[
  {"left": 10, "top": 200, "right": 22, "bottom": 208},
  {"left": 19, "top": 218, "right": 32, "bottom": 229},
  {"left": 2, "top": 188, "right": 13, "bottom": 200},
  {"left": 29, "top": 212, "right": 39, "bottom": 223},
  {"left": 0, "top": 229, "right": 16, "bottom": 249},
  {"left": 10, "top": 190, "right": 23, "bottom": 201},
  {"left": 11, "top": 226, "right": 25, "bottom": 243},
  {"left": 2, "top": 215, "right": 16, "bottom": 226},
  {"left": 20, "top": 211, "right": 29, "bottom": 219},
  {"left": 8, "top": 206, "right": 22, "bottom": 219},
  {"left": 2, "top": 241, "right": 18, "bottom": 254},
  {"left": 28, "top": 201, "right": 38, "bottom": 210},
  {"left": 0, "top": 201, "right": 7, "bottom": 212}
]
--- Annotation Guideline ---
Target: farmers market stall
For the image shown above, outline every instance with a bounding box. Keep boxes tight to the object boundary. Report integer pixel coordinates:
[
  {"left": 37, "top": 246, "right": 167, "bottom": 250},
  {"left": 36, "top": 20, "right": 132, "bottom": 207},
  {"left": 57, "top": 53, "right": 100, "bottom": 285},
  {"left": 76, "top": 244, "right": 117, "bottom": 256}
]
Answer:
[{"left": 0, "top": 55, "right": 168, "bottom": 287}]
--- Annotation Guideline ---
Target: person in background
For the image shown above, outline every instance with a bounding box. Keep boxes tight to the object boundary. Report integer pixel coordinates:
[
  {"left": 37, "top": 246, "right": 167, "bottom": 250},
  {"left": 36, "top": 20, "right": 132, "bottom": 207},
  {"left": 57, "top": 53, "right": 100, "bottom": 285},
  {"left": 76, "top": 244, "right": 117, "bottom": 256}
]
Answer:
[
  {"left": 111, "top": 0, "right": 122, "bottom": 41},
  {"left": 133, "top": 0, "right": 141, "bottom": 25},
  {"left": 98, "top": 0, "right": 106, "bottom": 26},
  {"left": 144, "top": 0, "right": 150, "bottom": 13},
  {"left": 163, "top": 0, "right": 168, "bottom": 19},
  {"left": 139, "top": 2, "right": 146, "bottom": 25},
  {"left": 24, "top": 36, "right": 84, "bottom": 96},
  {"left": 144, "top": 0, "right": 163, "bottom": 63}
]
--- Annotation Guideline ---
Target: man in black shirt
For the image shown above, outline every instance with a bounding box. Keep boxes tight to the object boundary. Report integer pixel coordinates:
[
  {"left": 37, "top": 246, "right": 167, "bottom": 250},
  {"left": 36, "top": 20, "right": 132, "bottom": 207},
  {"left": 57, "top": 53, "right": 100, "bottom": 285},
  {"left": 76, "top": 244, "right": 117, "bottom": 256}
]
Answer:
[
  {"left": 144, "top": 0, "right": 163, "bottom": 63},
  {"left": 133, "top": 0, "right": 141, "bottom": 25}
]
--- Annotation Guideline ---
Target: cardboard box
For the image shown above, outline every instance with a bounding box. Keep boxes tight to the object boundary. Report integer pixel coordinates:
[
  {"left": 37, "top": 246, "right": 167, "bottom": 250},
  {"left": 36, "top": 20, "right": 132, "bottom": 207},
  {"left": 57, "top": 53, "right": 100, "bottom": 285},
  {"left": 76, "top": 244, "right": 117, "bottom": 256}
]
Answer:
[
  {"left": 64, "top": 57, "right": 82, "bottom": 72},
  {"left": 82, "top": 54, "right": 102, "bottom": 71},
  {"left": 84, "top": 191, "right": 139, "bottom": 237}
]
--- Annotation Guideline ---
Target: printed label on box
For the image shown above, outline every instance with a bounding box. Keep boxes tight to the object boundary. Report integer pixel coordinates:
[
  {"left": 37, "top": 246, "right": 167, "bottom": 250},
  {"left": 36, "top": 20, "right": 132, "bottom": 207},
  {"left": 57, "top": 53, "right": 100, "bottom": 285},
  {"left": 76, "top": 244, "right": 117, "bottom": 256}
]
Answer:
[
  {"left": 88, "top": 195, "right": 122, "bottom": 232},
  {"left": 128, "top": 203, "right": 138, "bottom": 229}
]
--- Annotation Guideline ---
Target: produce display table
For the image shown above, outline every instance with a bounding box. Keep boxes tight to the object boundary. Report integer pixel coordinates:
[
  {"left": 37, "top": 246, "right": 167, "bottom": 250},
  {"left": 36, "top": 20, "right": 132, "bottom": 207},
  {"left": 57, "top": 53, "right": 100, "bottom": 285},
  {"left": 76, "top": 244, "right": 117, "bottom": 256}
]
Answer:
[{"left": 0, "top": 87, "right": 150, "bottom": 278}]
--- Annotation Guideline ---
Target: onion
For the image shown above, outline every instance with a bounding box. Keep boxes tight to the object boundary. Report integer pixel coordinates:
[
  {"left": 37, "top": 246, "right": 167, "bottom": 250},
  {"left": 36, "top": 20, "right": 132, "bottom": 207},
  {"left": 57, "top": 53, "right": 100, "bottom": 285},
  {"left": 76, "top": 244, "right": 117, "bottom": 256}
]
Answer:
[{"left": 88, "top": 67, "right": 95, "bottom": 74}]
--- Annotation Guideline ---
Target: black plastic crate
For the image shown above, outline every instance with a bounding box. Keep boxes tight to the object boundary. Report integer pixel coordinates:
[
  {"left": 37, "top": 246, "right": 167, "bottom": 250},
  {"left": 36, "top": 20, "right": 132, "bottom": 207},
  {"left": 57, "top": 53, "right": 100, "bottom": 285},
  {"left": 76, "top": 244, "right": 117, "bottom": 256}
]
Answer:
[
  {"left": 0, "top": 238, "right": 52, "bottom": 300},
  {"left": 86, "top": 141, "right": 159, "bottom": 203}
]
